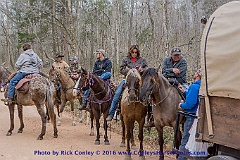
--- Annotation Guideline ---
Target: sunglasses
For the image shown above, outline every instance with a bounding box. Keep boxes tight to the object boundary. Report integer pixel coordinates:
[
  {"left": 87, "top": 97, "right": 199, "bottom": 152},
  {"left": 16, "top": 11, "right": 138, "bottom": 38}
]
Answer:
[{"left": 132, "top": 52, "right": 138, "bottom": 54}]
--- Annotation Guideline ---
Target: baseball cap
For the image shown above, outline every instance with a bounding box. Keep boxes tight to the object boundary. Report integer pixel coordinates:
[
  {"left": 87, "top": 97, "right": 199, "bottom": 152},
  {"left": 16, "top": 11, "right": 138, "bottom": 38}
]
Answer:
[{"left": 171, "top": 47, "right": 182, "bottom": 55}]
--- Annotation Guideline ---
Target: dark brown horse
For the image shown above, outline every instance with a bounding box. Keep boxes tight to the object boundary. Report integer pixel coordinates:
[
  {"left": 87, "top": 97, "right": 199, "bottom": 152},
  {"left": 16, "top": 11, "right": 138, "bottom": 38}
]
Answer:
[
  {"left": 0, "top": 66, "right": 58, "bottom": 140},
  {"left": 139, "top": 68, "right": 183, "bottom": 160},
  {"left": 121, "top": 68, "right": 147, "bottom": 160},
  {"left": 75, "top": 68, "right": 112, "bottom": 145},
  {"left": 49, "top": 68, "right": 82, "bottom": 126}
]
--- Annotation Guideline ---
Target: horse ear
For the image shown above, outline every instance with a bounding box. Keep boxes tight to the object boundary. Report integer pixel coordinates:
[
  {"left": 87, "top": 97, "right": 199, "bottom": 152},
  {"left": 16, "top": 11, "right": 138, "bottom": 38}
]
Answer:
[{"left": 81, "top": 67, "right": 86, "bottom": 73}]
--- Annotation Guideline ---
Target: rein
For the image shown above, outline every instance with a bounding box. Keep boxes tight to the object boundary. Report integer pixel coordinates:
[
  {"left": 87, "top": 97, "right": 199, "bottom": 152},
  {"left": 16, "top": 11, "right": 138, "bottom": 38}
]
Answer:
[
  {"left": 86, "top": 72, "right": 113, "bottom": 105},
  {"left": 150, "top": 86, "right": 173, "bottom": 107}
]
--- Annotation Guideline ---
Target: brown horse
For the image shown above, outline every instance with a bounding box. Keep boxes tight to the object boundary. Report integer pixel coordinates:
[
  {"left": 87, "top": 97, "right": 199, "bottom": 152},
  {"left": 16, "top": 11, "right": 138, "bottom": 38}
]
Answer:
[
  {"left": 0, "top": 67, "right": 58, "bottom": 140},
  {"left": 139, "top": 68, "right": 183, "bottom": 160},
  {"left": 75, "top": 68, "right": 112, "bottom": 145},
  {"left": 121, "top": 68, "right": 147, "bottom": 160},
  {"left": 49, "top": 68, "right": 82, "bottom": 126}
]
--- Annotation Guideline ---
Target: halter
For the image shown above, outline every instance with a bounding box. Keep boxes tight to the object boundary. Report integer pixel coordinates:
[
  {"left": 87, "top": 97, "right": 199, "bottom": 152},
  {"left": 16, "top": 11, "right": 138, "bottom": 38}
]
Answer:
[
  {"left": 84, "top": 72, "right": 113, "bottom": 105},
  {"left": 149, "top": 86, "right": 173, "bottom": 107}
]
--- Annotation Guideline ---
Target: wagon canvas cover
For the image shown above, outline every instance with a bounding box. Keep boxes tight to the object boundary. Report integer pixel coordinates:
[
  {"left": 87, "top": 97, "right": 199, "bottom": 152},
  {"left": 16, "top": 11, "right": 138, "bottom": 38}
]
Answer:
[{"left": 200, "top": 1, "right": 240, "bottom": 100}]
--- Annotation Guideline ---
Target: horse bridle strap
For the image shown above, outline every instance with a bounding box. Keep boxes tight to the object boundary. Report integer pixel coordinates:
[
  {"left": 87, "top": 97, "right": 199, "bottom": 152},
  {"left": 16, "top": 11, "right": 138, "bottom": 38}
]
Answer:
[{"left": 151, "top": 87, "right": 173, "bottom": 107}]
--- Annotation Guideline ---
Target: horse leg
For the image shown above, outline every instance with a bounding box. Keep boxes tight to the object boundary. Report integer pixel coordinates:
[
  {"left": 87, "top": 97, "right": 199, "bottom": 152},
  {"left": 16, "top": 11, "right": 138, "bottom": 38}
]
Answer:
[
  {"left": 36, "top": 104, "right": 47, "bottom": 140},
  {"left": 155, "top": 125, "right": 164, "bottom": 160},
  {"left": 138, "top": 118, "right": 146, "bottom": 160},
  {"left": 104, "top": 118, "right": 110, "bottom": 145},
  {"left": 57, "top": 112, "right": 62, "bottom": 126},
  {"left": 78, "top": 110, "right": 84, "bottom": 123},
  {"left": 125, "top": 120, "right": 132, "bottom": 160},
  {"left": 120, "top": 114, "right": 126, "bottom": 147},
  {"left": 94, "top": 118, "right": 100, "bottom": 145},
  {"left": 90, "top": 112, "right": 94, "bottom": 136},
  {"left": 45, "top": 104, "right": 50, "bottom": 123},
  {"left": 70, "top": 100, "right": 76, "bottom": 126},
  {"left": 7, "top": 104, "right": 15, "bottom": 136},
  {"left": 17, "top": 105, "right": 24, "bottom": 133}
]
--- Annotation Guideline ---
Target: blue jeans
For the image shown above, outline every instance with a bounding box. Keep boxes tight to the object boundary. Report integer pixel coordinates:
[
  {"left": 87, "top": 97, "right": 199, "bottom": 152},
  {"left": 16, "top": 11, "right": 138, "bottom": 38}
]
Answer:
[
  {"left": 8, "top": 72, "right": 28, "bottom": 98},
  {"left": 177, "top": 116, "right": 194, "bottom": 160},
  {"left": 108, "top": 79, "right": 126, "bottom": 117},
  {"left": 100, "top": 72, "right": 111, "bottom": 80}
]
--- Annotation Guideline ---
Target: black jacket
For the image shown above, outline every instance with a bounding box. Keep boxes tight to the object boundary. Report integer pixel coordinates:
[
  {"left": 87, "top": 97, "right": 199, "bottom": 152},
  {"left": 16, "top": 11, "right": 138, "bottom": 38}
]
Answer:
[
  {"left": 162, "top": 56, "right": 187, "bottom": 84},
  {"left": 93, "top": 57, "right": 112, "bottom": 76}
]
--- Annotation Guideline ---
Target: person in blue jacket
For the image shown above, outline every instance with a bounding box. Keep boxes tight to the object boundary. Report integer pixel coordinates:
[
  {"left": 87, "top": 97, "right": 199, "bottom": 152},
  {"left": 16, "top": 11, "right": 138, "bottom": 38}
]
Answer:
[{"left": 177, "top": 69, "right": 201, "bottom": 160}]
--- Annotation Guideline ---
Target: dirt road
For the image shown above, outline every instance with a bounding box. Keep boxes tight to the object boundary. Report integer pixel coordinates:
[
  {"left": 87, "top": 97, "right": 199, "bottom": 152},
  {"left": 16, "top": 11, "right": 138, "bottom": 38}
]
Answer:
[{"left": 0, "top": 92, "right": 174, "bottom": 160}]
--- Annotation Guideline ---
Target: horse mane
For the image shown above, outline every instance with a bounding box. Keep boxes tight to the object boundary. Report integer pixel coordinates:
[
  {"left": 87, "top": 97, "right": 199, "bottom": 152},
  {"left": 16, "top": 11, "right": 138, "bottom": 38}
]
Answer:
[
  {"left": 142, "top": 68, "right": 170, "bottom": 86},
  {"left": 126, "top": 68, "right": 141, "bottom": 80}
]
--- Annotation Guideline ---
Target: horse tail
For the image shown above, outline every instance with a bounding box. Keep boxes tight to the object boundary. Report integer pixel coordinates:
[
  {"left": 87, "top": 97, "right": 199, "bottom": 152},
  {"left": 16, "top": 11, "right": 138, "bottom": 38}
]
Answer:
[{"left": 46, "top": 79, "right": 55, "bottom": 125}]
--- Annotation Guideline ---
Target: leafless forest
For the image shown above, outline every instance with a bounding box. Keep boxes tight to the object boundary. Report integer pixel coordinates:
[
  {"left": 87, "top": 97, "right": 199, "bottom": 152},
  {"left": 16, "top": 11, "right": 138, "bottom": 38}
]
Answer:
[{"left": 0, "top": 0, "right": 233, "bottom": 81}]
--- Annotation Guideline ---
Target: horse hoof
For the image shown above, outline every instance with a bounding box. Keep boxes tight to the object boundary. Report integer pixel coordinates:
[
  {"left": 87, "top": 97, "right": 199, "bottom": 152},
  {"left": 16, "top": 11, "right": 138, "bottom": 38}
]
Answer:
[
  {"left": 104, "top": 141, "right": 110, "bottom": 145},
  {"left": 79, "top": 120, "right": 83, "bottom": 123},
  {"left": 37, "top": 136, "right": 43, "bottom": 140},
  {"left": 139, "top": 156, "right": 145, "bottom": 160},
  {"left": 18, "top": 130, "right": 23, "bottom": 133},
  {"left": 125, "top": 155, "right": 132, "bottom": 160},
  {"left": 90, "top": 132, "right": 94, "bottom": 136},
  {"left": 120, "top": 142, "right": 126, "bottom": 147},
  {"left": 94, "top": 140, "right": 100, "bottom": 145},
  {"left": 6, "top": 132, "right": 12, "bottom": 136},
  {"left": 57, "top": 122, "right": 61, "bottom": 126},
  {"left": 54, "top": 134, "right": 58, "bottom": 138},
  {"left": 72, "top": 123, "right": 76, "bottom": 126}
]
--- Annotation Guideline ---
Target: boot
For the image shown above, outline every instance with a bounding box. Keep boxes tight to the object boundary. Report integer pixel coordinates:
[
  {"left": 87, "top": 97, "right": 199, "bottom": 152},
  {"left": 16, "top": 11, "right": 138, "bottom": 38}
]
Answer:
[
  {"left": 106, "top": 115, "right": 113, "bottom": 121},
  {"left": 78, "top": 97, "right": 87, "bottom": 110}
]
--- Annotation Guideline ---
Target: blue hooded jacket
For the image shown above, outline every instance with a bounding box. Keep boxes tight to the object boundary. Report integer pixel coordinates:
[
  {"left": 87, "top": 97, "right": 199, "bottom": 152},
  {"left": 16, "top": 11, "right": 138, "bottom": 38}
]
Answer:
[{"left": 180, "top": 80, "right": 201, "bottom": 114}]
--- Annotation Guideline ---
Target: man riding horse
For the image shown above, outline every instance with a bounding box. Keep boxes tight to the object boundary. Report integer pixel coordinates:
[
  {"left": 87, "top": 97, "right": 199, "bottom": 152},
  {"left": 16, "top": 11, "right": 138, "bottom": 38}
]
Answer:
[
  {"left": 79, "top": 49, "right": 112, "bottom": 110},
  {"left": 1, "top": 43, "right": 43, "bottom": 103},
  {"left": 69, "top": 56, "right": 81, "bottom": 81}
]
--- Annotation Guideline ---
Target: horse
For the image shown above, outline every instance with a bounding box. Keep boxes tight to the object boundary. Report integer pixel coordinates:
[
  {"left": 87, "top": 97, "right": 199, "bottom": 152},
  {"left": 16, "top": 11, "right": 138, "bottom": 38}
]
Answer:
[
  {"left": 139, "top": 68, "right": 183, "bottom": 160},
  {"left": 121, "top": 68, "right": 147, "bottom": 160},
  {"left": 49, "top": 68, "right": 82, "bottom": 126},
  {"left": 0, "top": 66, "right": 58, "bottom": 140},
  {"left": 74, "top": 68, "right": 112, "bottom": 145}
]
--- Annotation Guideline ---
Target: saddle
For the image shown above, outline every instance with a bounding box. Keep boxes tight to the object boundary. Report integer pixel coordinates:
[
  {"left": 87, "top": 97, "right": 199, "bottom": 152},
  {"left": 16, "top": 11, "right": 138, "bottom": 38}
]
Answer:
[{"left": 15, "top": 74, "right": 41, "bottom": 94}]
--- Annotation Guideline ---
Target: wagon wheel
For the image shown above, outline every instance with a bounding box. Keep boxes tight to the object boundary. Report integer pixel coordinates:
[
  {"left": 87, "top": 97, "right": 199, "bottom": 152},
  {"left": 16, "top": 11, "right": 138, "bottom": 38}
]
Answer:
[{"left": 208, "top": 155, "right": 238, "bottom": 160}]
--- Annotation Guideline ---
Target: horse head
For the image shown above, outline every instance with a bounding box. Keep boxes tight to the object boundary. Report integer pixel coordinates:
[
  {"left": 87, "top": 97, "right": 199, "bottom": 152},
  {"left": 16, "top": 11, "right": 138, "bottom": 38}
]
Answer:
[
  {"left": 76, "top": 67, "right": 91, "bottom": 92},
  {"left": 139, "top": 68, "right": 160, "bottom": 105},
  {"left": 126, "top": 68, "right": 141, "bottom": 102}
]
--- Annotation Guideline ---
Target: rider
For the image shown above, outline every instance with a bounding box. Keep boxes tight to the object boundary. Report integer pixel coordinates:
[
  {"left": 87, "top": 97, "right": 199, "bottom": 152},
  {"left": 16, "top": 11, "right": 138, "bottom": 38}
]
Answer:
[
  {"left": 106, "top": 45, "right": 148, "bottom": 121},
  {"left": 162, "top": 47, "right": 188, "bottom": 90},
  {"left": 69, "top": 56, "right": 81, "bottom": 80},
  {"left": 52, "top": 53, "right": 69, "bottom": 103},
  {"left": 79, "top": 49, "right": 112, "bottom": 110},
  {"left": 1, "top": 43, "right": 43, "bottom": 103}
]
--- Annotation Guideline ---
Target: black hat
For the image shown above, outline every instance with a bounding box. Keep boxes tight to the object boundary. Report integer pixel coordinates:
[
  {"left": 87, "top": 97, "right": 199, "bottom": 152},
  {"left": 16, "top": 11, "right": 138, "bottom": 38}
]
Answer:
[
  {"left": 171, "top": 47, "right": 182, "bottom": 55},
  {"left": 55, "top": 52, "right": 64, "bottom": 58}
]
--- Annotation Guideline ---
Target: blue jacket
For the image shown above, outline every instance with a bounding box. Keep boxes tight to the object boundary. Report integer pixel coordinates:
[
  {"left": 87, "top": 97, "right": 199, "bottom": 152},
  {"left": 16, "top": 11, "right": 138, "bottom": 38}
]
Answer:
[
  {"left": 180, "top": 80, "right": 201, "bottom": 114},
  {"left": 93, "top": 57, "right": 112, "bottom": 76}
]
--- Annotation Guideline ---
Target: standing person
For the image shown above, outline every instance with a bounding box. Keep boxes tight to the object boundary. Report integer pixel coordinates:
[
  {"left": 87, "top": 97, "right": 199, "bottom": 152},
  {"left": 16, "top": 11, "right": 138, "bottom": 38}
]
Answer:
[
  {"left": 106, "top": 45, "right": 148, "bottom": 121},
  {"left": 177, "top": 69, "right": 201, "bottom": 160},
  {"left": 162, "top": 47, "right": 188, "bottom": 90},
  {"left": 79, "top": 49, "right": 112, "bottom": 110},
  {"left": 1, "top": 43, "right": 43, "bottom": 103},
  {"left": 69, "top": 56, "right": 81, "bottom": 80}
]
